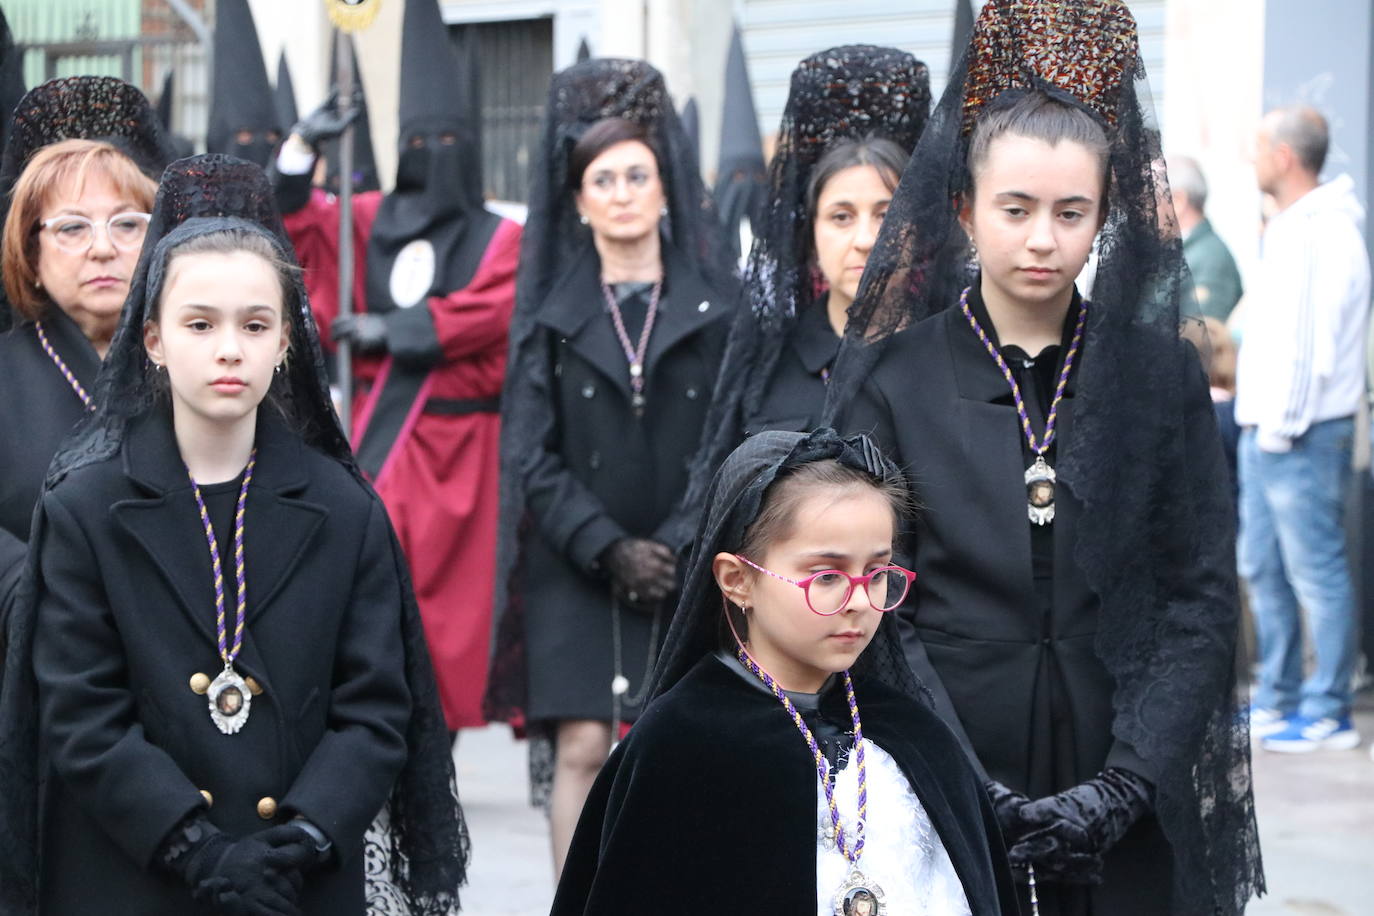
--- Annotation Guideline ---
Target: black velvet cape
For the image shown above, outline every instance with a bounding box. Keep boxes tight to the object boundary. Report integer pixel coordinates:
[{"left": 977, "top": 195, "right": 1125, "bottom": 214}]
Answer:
[{"left": 552, "top": 653, "right": 1019, "bottom": 915}]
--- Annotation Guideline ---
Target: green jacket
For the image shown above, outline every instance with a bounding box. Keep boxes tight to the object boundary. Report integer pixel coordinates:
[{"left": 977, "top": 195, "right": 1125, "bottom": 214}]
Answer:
[{"left": 1183, "top": 217, "right": 1244, "bottom": 321}]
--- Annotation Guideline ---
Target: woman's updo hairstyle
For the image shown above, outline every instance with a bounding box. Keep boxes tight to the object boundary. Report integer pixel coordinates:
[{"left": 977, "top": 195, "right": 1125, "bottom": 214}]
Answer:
[
  {"left": 568, "top": 116, "right": 661, "bottom": 191},
  {"left": 806, "top": 135, "right": 910, "bottom": 218},
  {"left": 966, "top": 90, "right": 1111, "bottom": 201}
]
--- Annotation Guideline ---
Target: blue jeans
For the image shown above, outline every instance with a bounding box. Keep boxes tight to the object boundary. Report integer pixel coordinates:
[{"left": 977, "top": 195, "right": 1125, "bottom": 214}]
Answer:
[{"left": 1238, "top": 418, "right": 1359, "bottom": 719}]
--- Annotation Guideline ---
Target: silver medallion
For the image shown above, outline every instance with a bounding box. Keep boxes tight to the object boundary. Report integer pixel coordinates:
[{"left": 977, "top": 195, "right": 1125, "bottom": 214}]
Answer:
[
  {"left": 1025, "top": 455, "right": 1057, "bottom": 526},
  {"left": 207, "top": 666, "right": 252, "bottom": 734},
  {"left": 832, "top": 869, "right": 886, "bottom": 915},
  {"left": 388, "top": 238, "right": 436, "bottom": 309}
]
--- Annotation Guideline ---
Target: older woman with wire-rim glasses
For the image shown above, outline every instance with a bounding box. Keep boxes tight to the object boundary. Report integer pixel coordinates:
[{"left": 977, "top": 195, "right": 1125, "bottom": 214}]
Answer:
[{"left": 0, "top": 139, "right": 157, "bottom": 606}]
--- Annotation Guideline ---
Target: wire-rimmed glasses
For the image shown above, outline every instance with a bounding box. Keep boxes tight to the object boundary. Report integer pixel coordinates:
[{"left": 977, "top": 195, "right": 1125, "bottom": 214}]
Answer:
[
  {"left": 735, "top": 554, "right": 915, "bottom": 616},
  {"left": 38, "top": 212, "right": 151, "bottom": 253}
]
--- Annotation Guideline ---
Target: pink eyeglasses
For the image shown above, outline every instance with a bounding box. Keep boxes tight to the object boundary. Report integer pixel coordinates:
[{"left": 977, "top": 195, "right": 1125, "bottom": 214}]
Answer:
[{"left": 734, "top": 554, "right": 915, "bottom": 616}]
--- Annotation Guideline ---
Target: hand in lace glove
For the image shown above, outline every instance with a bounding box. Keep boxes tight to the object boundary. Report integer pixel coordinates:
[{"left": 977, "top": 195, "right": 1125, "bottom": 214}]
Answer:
[
  {"left": 291, "top": 92, "right": 361, "bottom": 152},
  {"left": 599, "top": 538, "right": 677, "bottom": 609},
  {"left": 984, "top": 779, "right": 1031, "bottom": 842},
  {"left": 332, "top": 313, "right": 389, "bottom": 356},
  {"left": 165, "top": 820, "right": 317, "bottom": 916},
  {"left": 1009, "top": 767, "right": 1154, "bottom": 885}
]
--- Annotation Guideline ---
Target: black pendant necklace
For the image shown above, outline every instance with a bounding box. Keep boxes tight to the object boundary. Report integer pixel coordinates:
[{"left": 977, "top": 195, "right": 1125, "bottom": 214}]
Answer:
[{"left": 959, "top": 287, "right": 1086, "bottom": 525}]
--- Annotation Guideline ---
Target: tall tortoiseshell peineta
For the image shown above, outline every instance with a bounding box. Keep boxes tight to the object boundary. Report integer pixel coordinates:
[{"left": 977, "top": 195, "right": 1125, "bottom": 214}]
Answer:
[{"left": 962, "top": 0, "right": 1139, "bottom": 133}]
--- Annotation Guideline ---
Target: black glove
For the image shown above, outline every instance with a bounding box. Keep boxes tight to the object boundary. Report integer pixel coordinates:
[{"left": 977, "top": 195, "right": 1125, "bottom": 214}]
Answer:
[
  {"left": 984, "top": 779, "right": 1031, "bottom": 841},
  {"left": 599, "top": 538, "right": 677, "bottom": 610},
  {"left": 291, "top": 92, "right": 361, "bottom": 152},
  {"left": 169, "top": 821, "right": 317, "bottom": 916},
  {"left": 332, "top": 313, "right": 389, "bottom": 356},
  {"left": 1009, "top": 767, "right": 1154, "bottom": 885}
]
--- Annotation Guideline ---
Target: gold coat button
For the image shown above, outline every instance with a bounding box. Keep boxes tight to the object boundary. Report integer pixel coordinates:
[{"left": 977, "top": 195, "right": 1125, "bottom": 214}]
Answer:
[
  {"left": 200, "top": 789, "right": 214, "bottom": 807},
  {"left": 257, "top": 796, "right": 278, "bottom": 820},
  {"left": 189, "top": 673, "right": 211, "bottom": 695},
  {"left": 244, "top": 677, "right": 263, "bottom": 696}
]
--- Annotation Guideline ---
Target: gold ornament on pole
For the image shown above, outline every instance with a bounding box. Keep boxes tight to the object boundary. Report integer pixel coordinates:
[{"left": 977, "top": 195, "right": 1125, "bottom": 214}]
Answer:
[{"left": 326, "top": 0, "right": 381, "bottom": 33}]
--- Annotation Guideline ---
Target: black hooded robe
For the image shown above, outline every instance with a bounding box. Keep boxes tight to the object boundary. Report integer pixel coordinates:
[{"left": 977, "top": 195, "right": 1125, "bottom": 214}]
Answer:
[{"left": 552, "top": 653, "right": 1018, "bottom": 915}]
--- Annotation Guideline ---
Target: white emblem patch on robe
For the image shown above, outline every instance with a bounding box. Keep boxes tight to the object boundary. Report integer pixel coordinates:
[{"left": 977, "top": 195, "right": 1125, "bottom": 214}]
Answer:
[{"left": 389, "top": 239, "right": 436, "bottom": 309}]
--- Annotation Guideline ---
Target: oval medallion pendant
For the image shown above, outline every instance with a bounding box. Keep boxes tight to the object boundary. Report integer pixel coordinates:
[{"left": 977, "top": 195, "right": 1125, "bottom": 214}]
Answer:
[
  {"left": 208, "top": 666, "right": 252, "bottom": 735},
  {"left": 1025, "top": 455, "right": 1056, "bottom": 526},
  {"left": 832, "top": 869, "right": 886, "bottom": 915}
]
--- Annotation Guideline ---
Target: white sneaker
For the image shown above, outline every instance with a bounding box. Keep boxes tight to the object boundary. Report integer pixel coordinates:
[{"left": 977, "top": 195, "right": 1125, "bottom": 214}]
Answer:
[{"left": 1248, "top": 705, "right": 1291, "bottom": 739}]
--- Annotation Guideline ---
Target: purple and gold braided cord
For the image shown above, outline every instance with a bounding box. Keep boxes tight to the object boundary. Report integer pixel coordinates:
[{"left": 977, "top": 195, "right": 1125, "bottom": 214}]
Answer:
[
  {"left": 958, "top": 287, "right": 1087, "bottom": 457},
  {"left": 188, "top": 450, "right": 256, "bottom": 667},
  {"left": 34, "top": 320, "right": 93, "bottom": 409},
  {"left": 736, "top": 645, "right": 867, "bottom": 865}
]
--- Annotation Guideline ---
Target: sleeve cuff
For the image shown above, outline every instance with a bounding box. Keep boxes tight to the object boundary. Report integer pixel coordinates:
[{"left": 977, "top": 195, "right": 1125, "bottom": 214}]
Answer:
[
  {"left": 276, "top": 140, "right": 317, "bottom": 176},
  {"left": 1256, "top": 429, "right": 1293, "bottom": 453},
  {"left": 383, "top": 306, "right": 443, "bottom": 369},
  {"left": 1104, "top": 739, "right": 1158, "bottom": 786},
  {"left": 568, "top": 516, "right": 627, "bottom": 574}
]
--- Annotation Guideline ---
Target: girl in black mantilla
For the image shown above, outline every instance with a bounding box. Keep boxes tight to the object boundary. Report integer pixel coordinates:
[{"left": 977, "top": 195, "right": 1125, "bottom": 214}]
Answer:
[
  {"left": 828, "top": 2, "right": 1262, "bottom": 915},
  {"left": 667, "top": 47, "right": 927, "bottom": 555},
  {"left": 552, "top": 428, "right": 1018, "bottom": 916},
  {"left": 0, "top": 156, "right": 467, "bottom": 916},
  {"left": 486, "top": 59, "right": 736, "bottom": 877}
]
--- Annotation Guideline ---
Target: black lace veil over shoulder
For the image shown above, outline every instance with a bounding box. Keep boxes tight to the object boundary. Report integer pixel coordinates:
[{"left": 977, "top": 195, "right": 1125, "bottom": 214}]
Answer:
[
  {"left": 485, "top": 57, "right": 731, "bottom": 724},
  {"left": 670, "top": 45, "right": 930, "bottom": 550},
  {"left": 822, "top": 2, "right": 1261, "bottom": 912},
  {"left": 0, "top": 75, "right": 178, "bottom": 330},
  {"left": 0, "top": 155, "right": 469, "bottom": 915},
  {"left": 648, "top": 428, "right": 924, "bottom": 703}
]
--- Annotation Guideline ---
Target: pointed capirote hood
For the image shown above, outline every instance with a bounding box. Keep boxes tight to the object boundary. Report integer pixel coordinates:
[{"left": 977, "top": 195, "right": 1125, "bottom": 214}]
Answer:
[
  {"left": 155, "top": 68, "right": 175, "bottom": 131},
  {"left": 681, "top": 96, "right": 700, "bottom": 164},
  {"left": 274, "top": 51, "right": 299, "bottom": 131},
  {"left": 0, "top": 7, "right": 24, "bottom": 153},
  {"left": 576, "top": 36, "right": 592, "bottom": 62},
  {"left": 207, "top": 0, "right": 280, "bottom": 165},
  {"left": 398, "top": 0, "right": 470, "bottom": 135},
  {"left": 323, "top": 36, "right": 380, "bottom": 194},
  {"left": 716, "top": 23, "right": 764, "bottom": 178},
  {"left": 951, "top": 0, "right": 975, "bottom": 78}
]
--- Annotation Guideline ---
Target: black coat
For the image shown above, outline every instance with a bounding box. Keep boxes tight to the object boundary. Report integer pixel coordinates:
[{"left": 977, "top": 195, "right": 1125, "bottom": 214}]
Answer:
[
  {"left": 31, "top": 409, "right": 411, "bottom": 915},
  {"left": 840, "top": 302, "right": 1216, "bottom": 914},
  {"left": 517, "top": 245, "right": 733, "bottom": 722},
  {"left": 743, "top": 301, "right": 841, "bottom": 437},
  {"left": 552, "top": 653, "right": 1019, "bottom": 915},
  {"left": 0, "top": 310, "right": 97, "bottom": 566}
]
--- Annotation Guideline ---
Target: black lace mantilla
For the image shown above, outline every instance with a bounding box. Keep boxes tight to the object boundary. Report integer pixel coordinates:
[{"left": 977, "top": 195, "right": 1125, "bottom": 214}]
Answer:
[
  {"left": 0, "top": 155, "right": 468, "bottom": 915},
  {"left": 821, "top": 2, "right": 1262, "bottom": 912},
  {"left": 672, "top": 45, "right": 931, "bottom": 551},
  {"left": 485, "top": 58, "right": 732, "bottom": 727}
]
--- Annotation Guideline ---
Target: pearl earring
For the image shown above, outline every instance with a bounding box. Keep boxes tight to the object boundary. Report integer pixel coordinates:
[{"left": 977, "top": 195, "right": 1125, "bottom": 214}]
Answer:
[{"left": 579, "top": 214, "right": 589, "bottom": 226}]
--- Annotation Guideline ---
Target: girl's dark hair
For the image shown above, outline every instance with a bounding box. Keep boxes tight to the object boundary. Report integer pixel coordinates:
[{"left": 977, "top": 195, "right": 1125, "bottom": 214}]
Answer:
[
  {"left": 806, "top": 135, "right": 909, "bottom": 217},
  {"left": 966, "top": 91, "right": 1111, "bottom": 199},
  {"left": 568, "top": 116, "right": 660, "bottom": 190},
  {"left": 152, "top": 226, "right": 302, "bottom": 322},
  {"left": 738, "top": 459, "right": 910, "bottom": 561}
]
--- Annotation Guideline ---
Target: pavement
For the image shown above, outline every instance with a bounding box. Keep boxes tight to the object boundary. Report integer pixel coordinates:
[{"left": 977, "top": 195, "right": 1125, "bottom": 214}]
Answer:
[{"left": 454, "top": 690, "right": 1374, "bottom": 916}]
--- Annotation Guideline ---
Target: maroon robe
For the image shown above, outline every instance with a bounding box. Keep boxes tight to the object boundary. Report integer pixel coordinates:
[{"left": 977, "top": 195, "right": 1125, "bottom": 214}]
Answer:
[{"left": 284, "top": 189, "right": 521, "bottom": 728}]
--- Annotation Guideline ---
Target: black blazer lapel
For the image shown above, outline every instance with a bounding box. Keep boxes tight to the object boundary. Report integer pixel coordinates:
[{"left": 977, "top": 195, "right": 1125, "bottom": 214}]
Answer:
[
  {"left": 535, "top": 251, "right": 637, "bottom": 397},
  {"left": 642, "top": 243, "right": 725, "bottom": 378}
]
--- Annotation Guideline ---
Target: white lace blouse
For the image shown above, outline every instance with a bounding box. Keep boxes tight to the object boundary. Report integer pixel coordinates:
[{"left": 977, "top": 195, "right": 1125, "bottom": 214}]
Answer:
[{"left": 815, "top": 739, "right": 972, "bottom": 916}]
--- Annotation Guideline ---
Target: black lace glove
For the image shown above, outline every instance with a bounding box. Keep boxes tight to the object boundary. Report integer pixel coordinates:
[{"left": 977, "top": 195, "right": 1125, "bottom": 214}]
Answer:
[
  {"left": 599, "top": 537, "right": 677, "bottom": 611},
  {"left": 984, "top": 779, "right": 1031, "bottom": 841},
  {"left": 291, "top": 92, "right": 362, "bottom": 152},
  {"left": 332, "top": 313, "right": 389, "bottom": 356},
  {"left": 1009, "top": 767, "right": 1154, "bottom": 885},
  {"left": 161, "top": 817, "right": 317, "bottom": 916}
]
